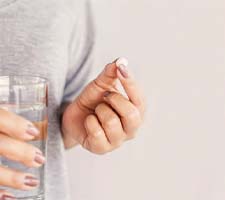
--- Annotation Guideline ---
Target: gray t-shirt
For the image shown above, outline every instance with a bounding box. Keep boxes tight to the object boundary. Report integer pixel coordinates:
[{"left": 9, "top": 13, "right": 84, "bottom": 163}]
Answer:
[{"left": 0, "top": 0, "right": 94, "bottom": 199}]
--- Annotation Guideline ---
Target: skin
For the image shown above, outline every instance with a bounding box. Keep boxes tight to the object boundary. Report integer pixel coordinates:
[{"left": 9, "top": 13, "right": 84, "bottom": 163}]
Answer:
[
  {"left": 62, "top": 61, "right": 146, "bottom": 154},
  {"left": 0, "top": 109, "right": 44, "bottom": 198},
  {"left": 0, "top": 60, "right": 146, "bottom": 198}
]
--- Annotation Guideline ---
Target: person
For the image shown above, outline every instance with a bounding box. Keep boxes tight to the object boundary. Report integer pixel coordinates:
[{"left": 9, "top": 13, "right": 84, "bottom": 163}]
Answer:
[{"left": 0, "top": 0, "right": 146, "bottom": 199}]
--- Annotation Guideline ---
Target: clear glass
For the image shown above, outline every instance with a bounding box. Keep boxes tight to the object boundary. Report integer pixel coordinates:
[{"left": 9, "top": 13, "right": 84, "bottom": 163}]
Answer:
[{"left": 0, "top": 76, "right": 48, "bottom": 200}]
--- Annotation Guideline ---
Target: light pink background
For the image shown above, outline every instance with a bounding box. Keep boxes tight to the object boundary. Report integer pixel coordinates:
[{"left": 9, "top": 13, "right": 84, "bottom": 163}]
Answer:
[{"left": 67, "top": 0, "right": 225, "bottom": 199}]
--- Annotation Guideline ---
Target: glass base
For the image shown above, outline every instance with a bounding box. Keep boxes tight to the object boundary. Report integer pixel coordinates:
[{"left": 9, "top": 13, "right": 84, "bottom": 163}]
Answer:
[{"left": 16, "top": 192, "right": 44, "bottom": 200}]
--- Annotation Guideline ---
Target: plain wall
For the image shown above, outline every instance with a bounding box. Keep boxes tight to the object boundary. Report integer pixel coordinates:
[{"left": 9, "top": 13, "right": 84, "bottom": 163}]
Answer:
[{"left": 66, "top": 0, "right": 225, "bottom": 200}]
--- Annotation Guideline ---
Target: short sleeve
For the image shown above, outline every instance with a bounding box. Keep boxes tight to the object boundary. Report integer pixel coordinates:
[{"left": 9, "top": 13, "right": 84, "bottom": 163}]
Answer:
[{"left": 62, "top": 0, "right": 95, "bottom": 103}]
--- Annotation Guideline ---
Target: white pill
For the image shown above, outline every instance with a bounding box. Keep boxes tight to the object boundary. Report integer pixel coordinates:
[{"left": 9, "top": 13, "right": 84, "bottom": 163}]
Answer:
[{"left": 116, "top": 57, "right": 129, "bottom": 67}]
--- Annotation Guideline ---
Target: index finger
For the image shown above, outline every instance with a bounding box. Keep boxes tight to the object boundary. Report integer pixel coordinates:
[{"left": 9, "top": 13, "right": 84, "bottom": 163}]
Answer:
[
  {"left": 0, "top": 108, "right": 40, "bottom": 141},
  {"left": 115, "top": 58, "right": 146, "bottom": 114}
]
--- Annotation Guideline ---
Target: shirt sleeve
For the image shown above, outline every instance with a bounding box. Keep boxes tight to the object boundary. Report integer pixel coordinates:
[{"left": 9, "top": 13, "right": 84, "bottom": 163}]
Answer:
[{"left": 62, "top": 0, "right": 95, "bottom": 104}]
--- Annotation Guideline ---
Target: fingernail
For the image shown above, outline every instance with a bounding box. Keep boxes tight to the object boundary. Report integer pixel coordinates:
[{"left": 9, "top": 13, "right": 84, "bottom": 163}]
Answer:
[
  {"left": 118, "top": 65, "right": 129, "bottom": 78},
  {"left": 115, "top": 57, "right": 129, "bottom": 67},
  {"left": 103, "top": 91, "right": 111, "bottom": 98},
  {"left": 24, "top": 176, "right": 39, "bottom": 187},
  {"left": 115, "top": 57, "right": 129, "bottom": 78},
  {"left": 34, "top": 152, "right": 45, "bottom": 165},
  {"left": 2, "top": 195, "right": 17, "bottom": 200},
  {"left": 26, "top": 124, "right": 40, "bottom": 137}
]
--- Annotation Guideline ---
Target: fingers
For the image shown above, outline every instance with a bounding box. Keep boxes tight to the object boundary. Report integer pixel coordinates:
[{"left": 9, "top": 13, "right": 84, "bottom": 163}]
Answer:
[
  {"left": 0, "top": 134, "right": 45, "bottom": 168},
  {"left": 94, "top": 62, "right": 118, "bottom": 89},
  {"left": 84, "top": 101, "right": 136, "bottom": 155},
  {"left": 78, "top": 57, "right": 146, "bottom": 115},
  {"left": 0, "top": 109, "right": 44, "bottom": 194},
  {"left": 0, "top": 190, "right": 16, "bottom": 199},
  {"left": 84, "top": 114, "right": 111, "bottom": 155},
  {"left": 104, "top": 92, "right": 142, "bottom": 138},
  {"left": 0, "top": 108, "right": 40, "bottom": 141},
  {"left": 0, "top": 166, "right": 39, "bottom": 190},
  {"left": 78, "top": 62, "right": 118, "bottom": 110},
  {"left": 115, "top": 58, "right": 146, "bottom": 115},
  {"left": 95, "top": 103, "right": 126, "bottom": 146}
]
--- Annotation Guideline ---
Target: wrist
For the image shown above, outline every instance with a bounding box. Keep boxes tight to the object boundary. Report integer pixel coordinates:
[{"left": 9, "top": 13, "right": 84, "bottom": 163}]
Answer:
[{"left": 61, "top": 103, "right": 79, "bottom": 149}]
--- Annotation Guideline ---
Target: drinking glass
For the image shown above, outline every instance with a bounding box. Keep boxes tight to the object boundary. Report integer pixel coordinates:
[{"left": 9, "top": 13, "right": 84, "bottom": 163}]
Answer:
[{"left": 0, "top": 76, "right": 48, "bottom": 200}]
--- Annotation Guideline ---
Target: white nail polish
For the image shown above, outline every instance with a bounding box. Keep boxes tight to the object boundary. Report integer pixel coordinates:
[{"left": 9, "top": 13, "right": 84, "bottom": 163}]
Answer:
[{"left": 116, "top": 57, "right": 129, "bottom": 67}]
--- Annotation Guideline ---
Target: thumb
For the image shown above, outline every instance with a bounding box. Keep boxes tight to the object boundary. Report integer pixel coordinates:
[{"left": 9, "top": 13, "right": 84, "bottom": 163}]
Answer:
[
  {"left": 78, "top": 61, "right": 118, "bottom": 110},
  {"left": 95, "top": 61, "right": 118, "bottom": 87}
]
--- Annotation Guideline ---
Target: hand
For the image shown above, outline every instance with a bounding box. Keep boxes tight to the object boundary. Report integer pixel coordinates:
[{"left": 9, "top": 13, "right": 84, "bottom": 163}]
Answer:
[
  {"left": 0, "top": 109, "right": 45, "bottom": 198},
  {"left": 62, "top": 58, "right": 146, "bottom": 154}
]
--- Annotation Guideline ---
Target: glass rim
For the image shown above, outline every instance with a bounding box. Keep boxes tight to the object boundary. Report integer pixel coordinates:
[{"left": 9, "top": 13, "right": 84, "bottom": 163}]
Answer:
[{"left": 0, "top": 75, "right": 49, "bottom": 86}]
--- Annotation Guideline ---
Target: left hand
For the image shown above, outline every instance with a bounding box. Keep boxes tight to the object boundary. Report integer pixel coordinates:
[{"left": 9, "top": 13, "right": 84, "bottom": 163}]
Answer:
[{"left": 62, "top": 58, "right": 146, "bottom": 154}]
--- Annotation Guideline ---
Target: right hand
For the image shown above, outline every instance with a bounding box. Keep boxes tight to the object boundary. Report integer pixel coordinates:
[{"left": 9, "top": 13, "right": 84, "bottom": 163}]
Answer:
[{"left": 0, "top": 108, "right": 45, "bottom": 199}]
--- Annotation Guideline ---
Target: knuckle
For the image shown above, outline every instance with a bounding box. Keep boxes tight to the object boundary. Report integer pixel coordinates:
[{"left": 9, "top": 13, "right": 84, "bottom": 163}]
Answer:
[
  {"left": 109, "top": 132, "right": 125, "bottom": 146},
  {"left": 95, "top": 104, "right": 101, "bottom": 113},
  {"left": 112, "top": 141, "right": 123, "bottom": 148},
  {"left": 95, "top": 150, "right": 107, "bottom": 155},
  {"left": 104, "top": 117, "right": 119, "bottom": 129},
  {"left": 85, "top": 114, "right": 98, "bottom": 131},
  {"left": 126, "top": 109, "right": 142, "bottom": 126},
  {"left": 129, "top": 108, "right": 141, "bottom": 118},
  {"left": 86, "top": 114, "right": 94, "bottom": 122},
  {"left": 96, "top": 144, "right": 110, "bottom": 154},
  {"left": 108, "top": 92, "right": 120, "bottom": 101},
  {"left": 94, "top": 148, "right": 110, "bottom": 155},
  {"left": 89, "top": 142, "right": 111, "bottom": 155},
  {"left": 20, "top": 145, "right": 38, "bottom": 167},
  {"left": 85, "top": 115, "right": 94, "bottom": 126},
  {"left": 95, "top": 103, "right": 107, "bottom": 113},
  {"left": 11, "top": 172, "right": 23, "bottom": 189},
  {"left": 92, "top": 130, "right": 103, "bottom": 138}
]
